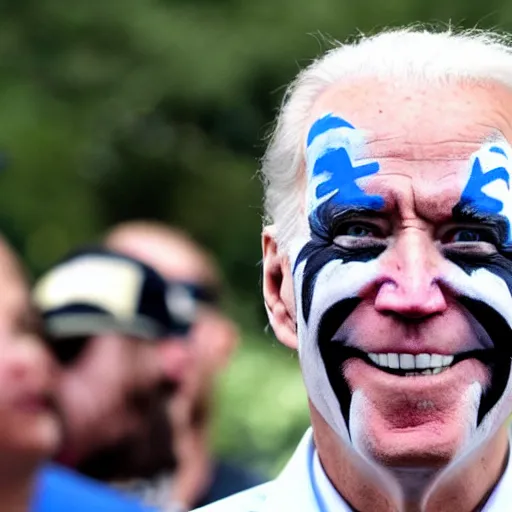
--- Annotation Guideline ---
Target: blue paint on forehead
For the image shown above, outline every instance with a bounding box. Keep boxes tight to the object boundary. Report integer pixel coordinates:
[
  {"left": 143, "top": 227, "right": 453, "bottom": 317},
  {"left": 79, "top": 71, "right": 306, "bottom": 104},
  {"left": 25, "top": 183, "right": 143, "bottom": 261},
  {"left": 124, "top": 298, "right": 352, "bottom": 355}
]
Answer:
[
  {"left": 457, "top": 141, "right": 512, "bottom": 241},
  {"left": 307, "top": 114, "right": 384, "bottom": 213},
  {"left": 312, "top": 150, "right": 384, "bottom": 209},
  {"left": 307, "top": 114, "right": 355, "bottom": 146},
  {"left": 460, "top": 159, "right": 509, "bottom": 213},
  {"left": 490, "top": 146, "right": 508, "bottom": 158}
]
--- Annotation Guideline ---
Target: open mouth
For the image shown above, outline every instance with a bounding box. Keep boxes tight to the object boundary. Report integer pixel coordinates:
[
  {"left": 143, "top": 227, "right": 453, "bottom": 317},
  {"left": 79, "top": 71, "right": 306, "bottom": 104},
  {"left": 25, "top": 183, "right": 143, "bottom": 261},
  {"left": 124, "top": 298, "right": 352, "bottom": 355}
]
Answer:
[
  {"left": 361, "top": 348, "right": 495, "bottom": 377},
  {"left": 368, "top": 352, "right": 455, "bottom": 376},
  {"left": 318, "top": 297, "right": 511, "bottom": 426}
]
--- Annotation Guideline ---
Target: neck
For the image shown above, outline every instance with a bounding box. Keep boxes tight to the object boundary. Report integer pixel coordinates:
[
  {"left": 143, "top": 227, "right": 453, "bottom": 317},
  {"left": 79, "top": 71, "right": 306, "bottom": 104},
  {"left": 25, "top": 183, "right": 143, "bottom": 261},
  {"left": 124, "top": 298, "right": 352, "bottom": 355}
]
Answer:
[
  {"left": 174, "top": 420, "right": 213, "bottom": 509},
  {"left": 311, "top": 407, "right": 510, "bottom": 512},
  {"left": 0, "top": 456, "right": 39, "bottom": 512}
]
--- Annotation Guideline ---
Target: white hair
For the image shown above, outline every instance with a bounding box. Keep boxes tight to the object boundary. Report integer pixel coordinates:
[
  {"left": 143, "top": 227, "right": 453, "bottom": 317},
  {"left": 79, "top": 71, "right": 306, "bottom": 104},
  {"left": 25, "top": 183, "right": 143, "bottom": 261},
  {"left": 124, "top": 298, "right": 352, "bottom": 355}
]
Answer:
[{"left": 261, "top": 26, "right": 512, "bottom": 250}]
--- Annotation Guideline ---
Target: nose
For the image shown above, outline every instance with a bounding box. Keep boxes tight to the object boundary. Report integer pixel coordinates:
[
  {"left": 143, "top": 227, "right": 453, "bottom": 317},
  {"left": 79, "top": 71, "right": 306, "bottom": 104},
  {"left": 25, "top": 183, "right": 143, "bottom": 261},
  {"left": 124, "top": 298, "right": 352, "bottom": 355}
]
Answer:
[
  {"left": 6, "top": 334, "right": 56, "bottom": 384},
  {"left": 374, "top": 228, "right": 448, "bottom": 320},
  {"left": 157, "top": 338, "right": 191, "bottom": 384}
]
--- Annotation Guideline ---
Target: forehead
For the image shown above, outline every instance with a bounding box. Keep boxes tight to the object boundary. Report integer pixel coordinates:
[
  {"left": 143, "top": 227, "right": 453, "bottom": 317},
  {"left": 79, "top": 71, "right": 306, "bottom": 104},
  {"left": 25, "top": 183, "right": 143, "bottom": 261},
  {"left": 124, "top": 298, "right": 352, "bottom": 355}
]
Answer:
[
  {"left": 305, "top": 78, "right": 512, "bottom": 220},
  {"left": 0, "top": 251, "right": 29, "bottom": 324},
  {"left": 109, "top": 232, "right": 213, "bottom": 284}
]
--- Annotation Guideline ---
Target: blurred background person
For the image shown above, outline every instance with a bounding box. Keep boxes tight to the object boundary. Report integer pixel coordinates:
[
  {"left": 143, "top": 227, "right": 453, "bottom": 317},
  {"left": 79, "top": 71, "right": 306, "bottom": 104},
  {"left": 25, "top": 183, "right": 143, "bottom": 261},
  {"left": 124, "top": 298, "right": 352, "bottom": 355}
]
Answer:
[
  {"left": 106, "top": 221, "right": 266, "bottom": 510},
  {"left": 0, "top": 235, "right": 61, "bottom": 512},
  {"left": 3, "top": 0, "right": 497, "bottom": 496},
  {"left": 33, "top": 246, "right": 195, "bottom": 511},
  {"left": 0, "top": 234, "right": 154, "bottom": 511}
]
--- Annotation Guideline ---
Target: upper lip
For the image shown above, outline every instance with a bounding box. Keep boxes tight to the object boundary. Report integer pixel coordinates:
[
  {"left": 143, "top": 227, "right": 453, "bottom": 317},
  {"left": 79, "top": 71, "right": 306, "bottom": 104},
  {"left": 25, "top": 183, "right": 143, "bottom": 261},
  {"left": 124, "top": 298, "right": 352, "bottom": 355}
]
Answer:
[
  {"left": 325, "top": 297, "right": 501, "bottom": 358},
  {"left": 11, "top": 390, "right": 56, "bottom": 411},
  {"left": 319, "top": 298, "right": 512, "bottom": 424}
]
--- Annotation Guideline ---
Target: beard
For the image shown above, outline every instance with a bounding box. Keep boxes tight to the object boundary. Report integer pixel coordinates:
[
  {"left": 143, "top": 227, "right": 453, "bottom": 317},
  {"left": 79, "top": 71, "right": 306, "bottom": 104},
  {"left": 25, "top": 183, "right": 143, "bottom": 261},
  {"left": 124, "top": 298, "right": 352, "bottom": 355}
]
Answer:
[{"left": 76, "top": 389, "right": 178, "bottom": 481}]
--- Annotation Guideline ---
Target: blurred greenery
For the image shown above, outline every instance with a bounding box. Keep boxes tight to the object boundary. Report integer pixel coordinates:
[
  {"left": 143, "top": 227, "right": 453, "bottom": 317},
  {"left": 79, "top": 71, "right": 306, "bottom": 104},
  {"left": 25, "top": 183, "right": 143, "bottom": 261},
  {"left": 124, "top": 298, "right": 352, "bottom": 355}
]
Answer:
[{"left": 1, "top": 0, "right": 512, "bottom": 477}]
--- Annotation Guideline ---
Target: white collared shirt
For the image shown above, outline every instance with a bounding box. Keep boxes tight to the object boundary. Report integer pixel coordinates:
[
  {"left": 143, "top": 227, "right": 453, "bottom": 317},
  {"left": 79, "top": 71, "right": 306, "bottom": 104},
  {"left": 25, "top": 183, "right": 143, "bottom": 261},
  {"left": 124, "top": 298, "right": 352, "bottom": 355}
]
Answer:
[{"left": 194, "top": 428, "right": 512, "bottom": 511}]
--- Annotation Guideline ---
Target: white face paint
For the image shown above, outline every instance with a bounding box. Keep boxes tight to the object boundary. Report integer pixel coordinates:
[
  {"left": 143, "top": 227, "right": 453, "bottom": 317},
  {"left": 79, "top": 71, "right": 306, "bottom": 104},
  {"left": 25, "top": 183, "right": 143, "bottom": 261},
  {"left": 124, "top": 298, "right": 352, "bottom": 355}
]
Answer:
[{"left": 288, "top": 113, "right": 512, "bottom": 503}]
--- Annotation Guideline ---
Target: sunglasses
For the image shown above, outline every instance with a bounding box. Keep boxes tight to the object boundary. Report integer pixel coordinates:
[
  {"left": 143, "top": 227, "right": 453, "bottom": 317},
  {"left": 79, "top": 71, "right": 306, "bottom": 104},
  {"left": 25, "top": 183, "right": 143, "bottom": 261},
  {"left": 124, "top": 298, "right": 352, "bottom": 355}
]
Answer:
[
  {"left": 45, "top": 335, "right": 90, "bottom": 366},
  {"left": 175, "top": 282, "right": 221, "bottom": 308}
]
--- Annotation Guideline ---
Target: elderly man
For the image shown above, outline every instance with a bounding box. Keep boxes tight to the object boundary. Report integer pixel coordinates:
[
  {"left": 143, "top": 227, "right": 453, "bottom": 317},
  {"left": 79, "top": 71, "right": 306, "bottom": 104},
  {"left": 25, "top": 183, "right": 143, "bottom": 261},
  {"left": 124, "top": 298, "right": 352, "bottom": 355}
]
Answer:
[
  {"left": 106, "top": 221, "right": 264, "bottom": 509},
  {"left": 196, "top": 27, "right": 512, "bottom": 511},
  {"left": 33, "top": 247, "right": 193, "bottom": 511}
]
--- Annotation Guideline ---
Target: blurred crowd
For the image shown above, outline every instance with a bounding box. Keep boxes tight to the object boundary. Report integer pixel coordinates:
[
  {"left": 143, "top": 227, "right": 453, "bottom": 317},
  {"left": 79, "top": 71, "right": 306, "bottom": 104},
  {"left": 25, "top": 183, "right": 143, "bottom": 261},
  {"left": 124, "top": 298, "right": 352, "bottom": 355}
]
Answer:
[{"left": 0, "top": 220, "right": 265, "bottom": 512}]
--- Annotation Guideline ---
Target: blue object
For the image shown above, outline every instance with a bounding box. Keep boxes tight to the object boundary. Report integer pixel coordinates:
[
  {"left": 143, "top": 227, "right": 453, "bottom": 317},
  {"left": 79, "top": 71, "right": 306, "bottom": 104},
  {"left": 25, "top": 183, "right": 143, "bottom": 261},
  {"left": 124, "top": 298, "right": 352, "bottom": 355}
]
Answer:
[
  {"left": 194, "top": 459, "right": 267, "bottom": 508},
  {"left": 307, "top": 114, "right": 355, "bottom": 146},
  {"left": 32, "top": 464, "right": 157, "bottom": 512},
  {"left": 307, "top": 114, "right": 384, "bottom": 213}
]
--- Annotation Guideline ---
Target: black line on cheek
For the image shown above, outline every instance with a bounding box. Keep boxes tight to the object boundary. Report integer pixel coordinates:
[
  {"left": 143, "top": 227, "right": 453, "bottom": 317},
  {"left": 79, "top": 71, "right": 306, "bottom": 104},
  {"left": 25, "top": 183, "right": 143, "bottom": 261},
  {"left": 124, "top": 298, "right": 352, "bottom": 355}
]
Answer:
[
  {"left": 445, "top": 248, "right": 512, "bottom": 424},
  {"left": 295, "top": 207, "right": 386, "bottom": 324},
  {"left": 318, "top": 300, "right": 362, "bottom": 429},
  {"left": 295, "top": 240, "right": 385, "bottom": 323},
  {"left": 458, "top": 297, "right": 512, "bottom": 424},
  {"left": 445, "top": 250, "right": 512, "bottom": 297},
  {"left": 295, "top": 241, "right": 342, "bottom": 323}
]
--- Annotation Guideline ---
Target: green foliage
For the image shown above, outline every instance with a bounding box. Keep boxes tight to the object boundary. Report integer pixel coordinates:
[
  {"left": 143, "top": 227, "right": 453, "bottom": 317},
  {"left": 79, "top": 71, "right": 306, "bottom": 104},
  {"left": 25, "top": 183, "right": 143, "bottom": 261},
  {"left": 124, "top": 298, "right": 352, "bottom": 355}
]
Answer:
[
  {"left": 2, "top": 0, "right": 512, "bottom": 472},
  {"left": 212, "top": 331, "right": 309, "bottom": 477}
]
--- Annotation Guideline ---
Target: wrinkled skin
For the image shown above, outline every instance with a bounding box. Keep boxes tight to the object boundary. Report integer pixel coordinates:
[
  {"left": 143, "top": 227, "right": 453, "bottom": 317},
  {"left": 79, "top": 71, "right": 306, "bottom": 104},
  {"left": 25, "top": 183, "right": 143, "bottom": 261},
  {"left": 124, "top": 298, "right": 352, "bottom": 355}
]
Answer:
[{"left": 263, "top": 78, "right": 512, "bottom": 511}]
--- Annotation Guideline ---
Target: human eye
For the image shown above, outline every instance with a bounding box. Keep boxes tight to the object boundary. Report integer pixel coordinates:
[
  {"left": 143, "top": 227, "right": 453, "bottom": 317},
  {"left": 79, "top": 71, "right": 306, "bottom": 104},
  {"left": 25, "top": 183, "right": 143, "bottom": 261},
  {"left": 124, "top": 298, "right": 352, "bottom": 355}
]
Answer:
[
  {"left": 440, "top": 225, "right": 499, "bottom": 254},
  {"left": 333, "top": 220, "right": 388, "bottom": 249},
  {"left": 442, "top": 227, "right": 498, "bottom": 244}
]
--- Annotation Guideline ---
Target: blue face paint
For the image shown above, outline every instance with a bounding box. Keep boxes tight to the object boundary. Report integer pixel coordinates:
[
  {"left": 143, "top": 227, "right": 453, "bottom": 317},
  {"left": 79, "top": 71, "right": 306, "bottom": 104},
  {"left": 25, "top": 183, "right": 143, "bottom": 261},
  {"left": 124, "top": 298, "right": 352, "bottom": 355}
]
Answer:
[
  {"left": 290, "top": 116, "right": 512, "bottom": 483},
  {"left": 295, "top": 114, "right": 385, "bottom": 321},
  {"left": 457, "top": 141, "right": 512, "bottom": 242},
  {"left": 307, "top": 114, "right": 355, "bottom": 146},
  {"left": 305, "top": 114, "right": 384, "bottom": 221}
]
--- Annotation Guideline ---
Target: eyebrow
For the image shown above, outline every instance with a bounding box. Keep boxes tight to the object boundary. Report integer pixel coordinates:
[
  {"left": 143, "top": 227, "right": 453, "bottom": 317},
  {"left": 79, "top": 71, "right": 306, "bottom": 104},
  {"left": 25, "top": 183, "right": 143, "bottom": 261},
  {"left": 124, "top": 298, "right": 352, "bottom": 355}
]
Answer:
[
  {"left": 321, "top": 204, "right": 387, "bottom": 225},
  {"left": 451, "top": 204, "right": 509, "bottom": 238}
]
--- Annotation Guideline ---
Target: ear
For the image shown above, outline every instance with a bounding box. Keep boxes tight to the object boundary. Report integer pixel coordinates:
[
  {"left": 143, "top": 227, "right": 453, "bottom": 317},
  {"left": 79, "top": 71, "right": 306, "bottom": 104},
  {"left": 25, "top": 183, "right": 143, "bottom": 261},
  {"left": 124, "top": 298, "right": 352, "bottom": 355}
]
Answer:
[{"left": 262, "top": 226, "right": 298, "bottom": 350}]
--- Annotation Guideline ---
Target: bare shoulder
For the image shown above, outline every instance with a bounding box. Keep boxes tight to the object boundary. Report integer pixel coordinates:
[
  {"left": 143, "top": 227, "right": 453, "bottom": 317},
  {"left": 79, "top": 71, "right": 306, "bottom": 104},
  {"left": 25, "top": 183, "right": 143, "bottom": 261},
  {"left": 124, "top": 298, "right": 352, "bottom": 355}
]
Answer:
[{"left": 191, "top": 483, "right": 273, "bottom": 512}]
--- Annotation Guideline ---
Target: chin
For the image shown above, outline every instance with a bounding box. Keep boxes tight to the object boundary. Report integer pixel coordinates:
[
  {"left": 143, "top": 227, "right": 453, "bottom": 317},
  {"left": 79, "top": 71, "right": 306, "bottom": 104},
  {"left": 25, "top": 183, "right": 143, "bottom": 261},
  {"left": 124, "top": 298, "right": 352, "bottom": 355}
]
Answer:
[
  {"left": 345, "top": 360, "right": 488, "bottom": 469},
  {"left": 358, "top": 409, "right": 471, "bottom": 469},
  {"left": 12, "top": 414, "right": 62, "bottom": 460}
]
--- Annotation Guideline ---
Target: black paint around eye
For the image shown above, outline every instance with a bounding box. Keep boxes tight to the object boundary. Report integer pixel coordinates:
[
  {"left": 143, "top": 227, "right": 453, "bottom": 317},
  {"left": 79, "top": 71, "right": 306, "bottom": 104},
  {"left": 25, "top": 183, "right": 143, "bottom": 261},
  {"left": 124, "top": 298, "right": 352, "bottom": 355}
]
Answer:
[
  {"left": 345, "top": 224, "right": 372, "bottom": 237},
  {"left": 295, "top": 204, "right": 386, "bottom": 323},
  {"left": 444, "top": 227, "right": 501, "bottom": 246},
  {"left": 453, "top": 230, "right": 482, "bottom": 243},
  {"left": 451, "top": 203, "right": 509, "bottom": 246}
]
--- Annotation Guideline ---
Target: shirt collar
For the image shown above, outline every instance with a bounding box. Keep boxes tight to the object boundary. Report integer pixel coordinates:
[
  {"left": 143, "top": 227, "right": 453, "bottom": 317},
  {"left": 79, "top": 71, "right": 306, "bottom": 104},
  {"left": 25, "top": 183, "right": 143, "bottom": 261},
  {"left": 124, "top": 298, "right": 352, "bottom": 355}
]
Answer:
[
  {"left": 311, "top": 449, "right": 352, "bottom": 511},
  {"left": 263, "top": 428, "right": 512, "bottom": 512},
  {"left": 261, "top": 428, "right": 352, "bottom": 512}
]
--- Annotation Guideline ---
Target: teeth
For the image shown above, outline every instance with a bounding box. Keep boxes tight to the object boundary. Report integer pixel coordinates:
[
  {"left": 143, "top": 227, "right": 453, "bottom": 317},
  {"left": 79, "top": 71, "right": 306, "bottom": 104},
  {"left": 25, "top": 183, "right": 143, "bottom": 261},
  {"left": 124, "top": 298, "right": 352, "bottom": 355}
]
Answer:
[
  {"left": 404, "top": 368, "right": 450, "bottom": 377},
  {"left": 368, "top": 352, "right": 455, "bottom": 373},
  {"left": 430, "top": 354, "right": 443, "bottom": 367},
  {"left": 442, "top": 355, "right": 454, "bottom": 366},
  {"left": 415, "top": 353, "right": 431, "bottom": 369},
  {"left": 369, "top": 353, "right": 379, "bottom": 364},
  {"left": 399, "top": 354, "right": 415, "bottom": 369},
  {"left": 387, "top": 353, "right": 399, "bottom": 369}
]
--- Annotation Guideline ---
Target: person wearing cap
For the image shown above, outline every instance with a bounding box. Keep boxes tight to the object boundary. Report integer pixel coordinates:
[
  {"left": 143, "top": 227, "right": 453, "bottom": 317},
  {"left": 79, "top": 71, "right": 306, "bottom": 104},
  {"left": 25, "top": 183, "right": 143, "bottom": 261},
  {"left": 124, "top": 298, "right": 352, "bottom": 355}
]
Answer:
[
  {"left": 106, "top": 221, "right": 266, "bottom": 510},
  {"left": 0, "top": 234, "right": 155, "bottom": 512},
  {"left": 33, "top": 247, "right": 194, "bottom": 511}
]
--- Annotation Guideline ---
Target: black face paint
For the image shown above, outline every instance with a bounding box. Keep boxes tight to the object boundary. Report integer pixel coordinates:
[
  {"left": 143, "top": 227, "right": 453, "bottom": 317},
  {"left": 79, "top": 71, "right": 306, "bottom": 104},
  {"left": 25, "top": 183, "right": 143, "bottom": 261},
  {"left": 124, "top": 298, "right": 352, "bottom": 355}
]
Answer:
[
  {"left": 294, "top": 203, "right": 386, "bottom": 322},
  {"left": 318, "top": 298, "right": 362, "bottom": 427},
  {"left": 436, "top": 206, "right": 512, "bottom": 424},
  {"left": 293, "top": 202, "right": 388, "bottom": 424}
]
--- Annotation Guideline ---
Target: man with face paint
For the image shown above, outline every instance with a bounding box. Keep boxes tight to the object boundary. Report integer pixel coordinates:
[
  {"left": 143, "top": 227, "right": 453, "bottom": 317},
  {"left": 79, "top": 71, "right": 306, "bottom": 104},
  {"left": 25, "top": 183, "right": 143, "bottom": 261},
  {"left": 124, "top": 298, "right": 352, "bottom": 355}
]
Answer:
[{"left": 194, "top": 27, "right": 512, "bottom": 512}]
